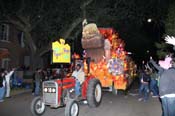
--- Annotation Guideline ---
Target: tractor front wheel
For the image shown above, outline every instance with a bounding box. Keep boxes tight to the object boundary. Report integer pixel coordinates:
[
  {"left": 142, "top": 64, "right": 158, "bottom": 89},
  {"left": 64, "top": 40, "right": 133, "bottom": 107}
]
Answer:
[
  {"left": 65, "top": 99, "right": 79, "bottom": 116},
  {"left": 30, "top": 96, "right": 46, "bottom": 116},
  {"left": 87, "top": 78, "right": 102, "bottom": 108}
]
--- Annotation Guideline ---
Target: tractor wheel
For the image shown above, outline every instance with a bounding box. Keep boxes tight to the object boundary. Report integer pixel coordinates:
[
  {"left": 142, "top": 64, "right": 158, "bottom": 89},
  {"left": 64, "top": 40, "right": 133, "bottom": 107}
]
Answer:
[
  {"left": 87, "top": 78, "right": 102, "bottom": 108},
  {"left": 30, "top": 96, "right": 46, "bottom": 116},
  {"left": 65, "top": 99, "right": 79, "bottom": 116}
]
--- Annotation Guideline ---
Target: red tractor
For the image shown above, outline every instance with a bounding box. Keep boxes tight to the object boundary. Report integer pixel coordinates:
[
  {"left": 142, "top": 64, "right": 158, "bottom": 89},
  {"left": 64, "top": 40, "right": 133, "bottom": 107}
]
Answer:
[{"left": 30, "top": 59, "right": 102, "bottom": 116}]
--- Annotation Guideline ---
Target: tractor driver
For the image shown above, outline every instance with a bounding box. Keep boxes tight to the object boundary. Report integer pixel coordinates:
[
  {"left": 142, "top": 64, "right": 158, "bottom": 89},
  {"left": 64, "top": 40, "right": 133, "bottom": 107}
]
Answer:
[{"left": 72, "top": 64, "right": 85, "bottom": 96}]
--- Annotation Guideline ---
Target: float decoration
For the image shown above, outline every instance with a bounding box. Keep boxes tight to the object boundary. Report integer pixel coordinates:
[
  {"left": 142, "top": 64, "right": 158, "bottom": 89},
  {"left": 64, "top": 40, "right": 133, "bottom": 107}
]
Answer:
[
  {"left": 52, "top": 38, "right": 71, "bottom": 63},
  {"left": 81, "top": 23, "right": 136, "bottom": 90}
]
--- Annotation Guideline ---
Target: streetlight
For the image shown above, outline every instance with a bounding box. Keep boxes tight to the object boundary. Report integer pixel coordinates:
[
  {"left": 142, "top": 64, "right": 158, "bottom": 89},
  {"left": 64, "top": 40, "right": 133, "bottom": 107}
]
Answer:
[
  {"left": 146, "top": 50, "right": 150, "bottom": 53},
  {"left": 147, "top": 18, "right": 152, "bottom": 23}
]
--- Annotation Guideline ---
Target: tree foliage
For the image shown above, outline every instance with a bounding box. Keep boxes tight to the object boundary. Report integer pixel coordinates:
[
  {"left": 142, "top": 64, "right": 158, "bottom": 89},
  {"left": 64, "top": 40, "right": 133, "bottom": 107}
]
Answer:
[
  {"left": 0, "top": 0, "right": 172, "bottom": 66},
  {"left": 155, "top": 42, "right": 173, "bottom": 59},
  {"left": 155, "top": 0, "right": 175, "bottom": 59},
  {"left": 0, "top": 0, "right": 89, "bottom": 68},
  {"left": 165, "top": 1, "right": 175, "bottom": 36}
]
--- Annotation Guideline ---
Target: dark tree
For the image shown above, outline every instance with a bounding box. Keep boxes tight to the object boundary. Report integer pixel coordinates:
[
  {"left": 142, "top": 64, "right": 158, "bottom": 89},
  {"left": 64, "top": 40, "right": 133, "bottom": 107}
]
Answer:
[{"left": 0, "top": 0, "right": 94, "bottom": 69}]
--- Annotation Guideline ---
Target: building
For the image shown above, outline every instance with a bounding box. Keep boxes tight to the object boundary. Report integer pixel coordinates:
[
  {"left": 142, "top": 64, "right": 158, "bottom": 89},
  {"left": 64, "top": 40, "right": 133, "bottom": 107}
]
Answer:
[{"left": 0, "top": 23, "right": 30, "bottom": 70}]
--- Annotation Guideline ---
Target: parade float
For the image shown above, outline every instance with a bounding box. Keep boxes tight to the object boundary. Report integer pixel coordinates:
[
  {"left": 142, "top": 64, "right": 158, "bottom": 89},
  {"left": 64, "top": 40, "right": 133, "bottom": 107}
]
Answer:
[{"left": 81, "top": 22, "right": 136, "bottom": 93}]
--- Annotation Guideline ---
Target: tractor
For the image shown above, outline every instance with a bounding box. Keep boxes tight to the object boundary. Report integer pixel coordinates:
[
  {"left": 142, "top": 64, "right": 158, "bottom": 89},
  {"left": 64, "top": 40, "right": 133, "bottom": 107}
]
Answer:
[{"left": 30, "top": 39, "right": 102, "bottom": 116}]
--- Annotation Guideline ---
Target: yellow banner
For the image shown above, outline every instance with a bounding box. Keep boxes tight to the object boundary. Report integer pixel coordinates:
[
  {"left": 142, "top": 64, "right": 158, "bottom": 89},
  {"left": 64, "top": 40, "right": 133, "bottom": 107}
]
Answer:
[{"left": 52, "top": 39, "right": 70, "bottom": 63}]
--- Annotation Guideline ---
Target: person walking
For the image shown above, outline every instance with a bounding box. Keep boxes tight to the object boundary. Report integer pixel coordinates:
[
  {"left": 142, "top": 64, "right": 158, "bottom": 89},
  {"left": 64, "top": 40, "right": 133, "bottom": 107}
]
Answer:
[
  {"left": 150, "top": 69, "right": 159, "bottom": 97},
  {"left": 32, "top": 71, "right": 35, "bottom": 95},
  {"left": 34, "top": 68, "right": 42, "bottom": 96},
  {"left": 138, "top": 69, "right": 151, "bottom": 102},
  {"left": 5, "top": 68, "right": 15, "bottom": 98},
  {"left": 0, "top": 69, "right": 6, "bottom": 102}
]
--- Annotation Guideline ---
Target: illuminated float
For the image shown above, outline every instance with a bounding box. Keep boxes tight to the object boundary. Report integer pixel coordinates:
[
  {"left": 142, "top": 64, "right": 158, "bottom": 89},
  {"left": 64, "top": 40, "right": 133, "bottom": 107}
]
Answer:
[{"left": 81, "top": 22, "right": 136, "bottom": 93}]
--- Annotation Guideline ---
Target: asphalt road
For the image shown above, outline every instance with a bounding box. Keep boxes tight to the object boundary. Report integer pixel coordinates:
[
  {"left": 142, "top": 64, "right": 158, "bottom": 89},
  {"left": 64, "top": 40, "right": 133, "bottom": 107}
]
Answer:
[{"left": 0, "top": 89, "right": 162, "bottom": 116}]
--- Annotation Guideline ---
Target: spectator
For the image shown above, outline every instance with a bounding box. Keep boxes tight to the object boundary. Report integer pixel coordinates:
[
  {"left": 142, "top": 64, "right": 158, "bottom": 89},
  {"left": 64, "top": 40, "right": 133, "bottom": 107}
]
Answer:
[
  {"left": 138, "top": 69, "right": 150, "bottom": 102},
  {"left": 42, "top": 68, "right": 48, "bottom": 81},
  {"left": 149, "top": 69, "right": 159, "bottom": 97},
  {"left": 32, "top": 71, "right": 35, "bottom": 95},
  {"left": 0, "top": 69, "right": 6, "bottom": 102},
  {"left": 5, "top": 68, "right": 15, "bottom": 98},
  {"left": 159, "top": 57, "right": 175, "bottom": 116},
  {"left": 34, "top": 68, "right": 42, "bottom": 96},
  {"left": 149, "top": 57, "right": 165, "bottom": 88}
]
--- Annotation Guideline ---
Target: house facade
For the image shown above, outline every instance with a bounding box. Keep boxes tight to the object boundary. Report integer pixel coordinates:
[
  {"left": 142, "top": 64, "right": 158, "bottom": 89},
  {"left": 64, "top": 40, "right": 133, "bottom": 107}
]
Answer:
[{"left": 0, "top": 23, "right": 30, "bottom": 70}]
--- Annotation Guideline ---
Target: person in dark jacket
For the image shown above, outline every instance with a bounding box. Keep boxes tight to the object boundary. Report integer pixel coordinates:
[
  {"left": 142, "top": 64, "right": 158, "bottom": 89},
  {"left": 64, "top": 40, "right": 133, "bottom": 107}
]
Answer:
[
  {"left": 32, "top": 72, "right": 35, "bottom": 94},
  {"left": 138, "top": 69, "right": 151, "bottom": 102},
  {"left": 34, "top": 68, "right": 42, "bottom": 96},
  {"left": 149, "top": 69, "right": 159, "bottom": 97},
  {"left": 149, "top": 57, "right": 164, "bottom": 79},
  {"left": 159, "top": 58, "right": 175, "bottom": 116}
]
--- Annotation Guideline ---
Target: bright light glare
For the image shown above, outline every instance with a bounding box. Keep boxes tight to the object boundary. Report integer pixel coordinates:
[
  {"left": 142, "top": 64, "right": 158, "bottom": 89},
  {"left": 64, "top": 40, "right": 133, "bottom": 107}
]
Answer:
[
  {"left": 147, "top": 18, "right": 152, "bottom": 23},
  {"left": 44, "top": 88, "right": 47, "bottom": 92},
  {"left": 52, "top": 88, "right": 56, "bottom": 93}
]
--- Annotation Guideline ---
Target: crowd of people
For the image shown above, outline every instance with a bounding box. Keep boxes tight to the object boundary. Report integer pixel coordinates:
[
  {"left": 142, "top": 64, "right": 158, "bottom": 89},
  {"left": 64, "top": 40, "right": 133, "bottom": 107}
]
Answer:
[
  {"left": 137, "top": 36, "right": 175, "bottom": 116},
  {"left": 138, "top": 55, "right": 175, "bottom": 116}
]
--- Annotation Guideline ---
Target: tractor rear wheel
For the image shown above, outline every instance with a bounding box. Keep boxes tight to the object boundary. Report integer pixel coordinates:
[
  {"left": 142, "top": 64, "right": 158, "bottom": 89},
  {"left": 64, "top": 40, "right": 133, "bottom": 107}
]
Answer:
[
  {"left": 65, "top": 99, "right": 79, "bottom": 116},
  {"left": 87, "top": 78, "right": 102, "bottom": 108}
]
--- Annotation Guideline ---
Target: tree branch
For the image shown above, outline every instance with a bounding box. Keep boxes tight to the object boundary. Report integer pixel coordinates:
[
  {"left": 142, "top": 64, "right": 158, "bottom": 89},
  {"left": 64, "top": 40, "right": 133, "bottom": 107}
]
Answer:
[
  {"left": 29, "top": 11, "right": 50, "bottom": 31},
  {"left": 39, "top": 18, "right": 82, "bottom": 56},
  {"left": 80, "top": 0, "right": 95, "bottom": 18},
  {"left": 6, "top": 16, "right": 24, "bottom": 30},
  {"left": 24, "top": 32, "right": 37, "bottom": 53},
  {"left": 15, "top": 15, "right": 29, "bottom": 26},
  {"left": 80, "top": 0, "right": 94, "bottom": 9},
  {"left": 38, "top": 42, "right": 52, "bottom": 56},
  {"left": 61, "top": 18, "right": 82, "bottom": 39},
  {"left": 16, "top": 0, "right": 25, "bottom": 15}
]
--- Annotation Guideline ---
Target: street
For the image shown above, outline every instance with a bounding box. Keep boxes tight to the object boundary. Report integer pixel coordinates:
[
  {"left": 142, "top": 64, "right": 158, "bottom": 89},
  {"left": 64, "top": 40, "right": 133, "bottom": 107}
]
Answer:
[{"left": 0, "top": 89, "right": 162, "bottom": 116}]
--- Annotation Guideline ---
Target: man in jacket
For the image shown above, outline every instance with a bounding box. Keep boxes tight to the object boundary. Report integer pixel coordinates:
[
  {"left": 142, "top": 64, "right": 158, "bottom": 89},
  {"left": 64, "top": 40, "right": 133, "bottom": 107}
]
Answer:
[
  {"left": 159, "top": 58, "right": 175, "bottom": 116},
  {"left": 138, "top": 69, "right": 150, "bottom": 102}
]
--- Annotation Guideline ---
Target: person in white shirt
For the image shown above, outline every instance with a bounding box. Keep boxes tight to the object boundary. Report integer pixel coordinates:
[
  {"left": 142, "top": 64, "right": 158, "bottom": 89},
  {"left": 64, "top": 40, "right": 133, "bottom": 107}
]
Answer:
[
  {"left": 72, "top": 64, "right": 85, "bottom": 96},
  {"left": 5, "top": 68, "right": 15, "bottom": 98}
]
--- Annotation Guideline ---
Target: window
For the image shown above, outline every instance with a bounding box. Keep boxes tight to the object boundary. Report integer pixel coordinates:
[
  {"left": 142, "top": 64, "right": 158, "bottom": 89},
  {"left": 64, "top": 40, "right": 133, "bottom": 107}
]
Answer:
[
  {"left": 0, "top": 24, "right": 9, "bottom": 41},
  {"left": 18, "top": 32, "right": 25, "bottom": 48},
  {"left": 2, "top": 58, "right": 10, "bottom": 69}
]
